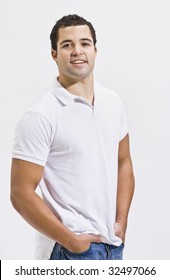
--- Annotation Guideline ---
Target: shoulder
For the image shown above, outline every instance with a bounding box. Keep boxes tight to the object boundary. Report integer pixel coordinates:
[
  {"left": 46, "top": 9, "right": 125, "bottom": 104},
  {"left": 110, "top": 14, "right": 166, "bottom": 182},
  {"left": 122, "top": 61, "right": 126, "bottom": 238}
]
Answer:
[
  {"left": 15, "top": 87, "right": 61, "bottom": 138},
  {"left": 18, "top": 83, "right": 65, "bottom": 128},
  {"left": 28, "top": 89, "right": 60, "bottom": 121}
]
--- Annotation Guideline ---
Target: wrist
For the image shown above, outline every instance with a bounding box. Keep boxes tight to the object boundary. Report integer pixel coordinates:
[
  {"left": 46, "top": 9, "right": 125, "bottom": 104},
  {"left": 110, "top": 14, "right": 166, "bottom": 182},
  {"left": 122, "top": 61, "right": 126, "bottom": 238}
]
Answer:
[
  {"left": 114, "top": 222, "right": 127, "bottom": 243},
  {"left": 115, "top": 219, "right": 127, "bottom": 231},
  {"left": 62, "top": 233, "right": 78, "bottom": 251}
]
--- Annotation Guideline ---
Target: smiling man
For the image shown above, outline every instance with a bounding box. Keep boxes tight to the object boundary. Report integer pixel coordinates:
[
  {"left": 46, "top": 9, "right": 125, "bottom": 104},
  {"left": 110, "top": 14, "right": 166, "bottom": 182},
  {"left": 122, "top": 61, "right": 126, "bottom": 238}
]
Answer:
[
  {"left": 11, "top": 14, "right": 135, "bottom": 260},
  {"left": 51, "top": 23, "right": 97, "bottom": 104}
]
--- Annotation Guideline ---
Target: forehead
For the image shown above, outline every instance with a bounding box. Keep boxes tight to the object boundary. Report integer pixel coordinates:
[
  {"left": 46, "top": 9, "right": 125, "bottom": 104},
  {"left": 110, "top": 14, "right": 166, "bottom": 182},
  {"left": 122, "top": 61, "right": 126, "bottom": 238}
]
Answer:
[{"left": 57, "top": 25, "right": 93, "bottom": 42}]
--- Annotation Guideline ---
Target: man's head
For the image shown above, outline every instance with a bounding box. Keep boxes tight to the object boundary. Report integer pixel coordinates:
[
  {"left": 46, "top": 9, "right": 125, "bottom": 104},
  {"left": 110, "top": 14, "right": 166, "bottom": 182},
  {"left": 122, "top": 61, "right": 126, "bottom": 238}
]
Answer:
[
  {"left": 50, "top": 14, "right": 97, "bottom": 51},
  {"left": 50, "top": 14, "right": 97, "bottom": 84}
]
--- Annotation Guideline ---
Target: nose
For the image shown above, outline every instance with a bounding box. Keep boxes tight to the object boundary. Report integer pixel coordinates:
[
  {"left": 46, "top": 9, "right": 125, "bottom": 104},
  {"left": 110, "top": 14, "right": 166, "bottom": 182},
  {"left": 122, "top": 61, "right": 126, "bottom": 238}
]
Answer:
[{"left": 71, "top": 44, "right": 83, "bottom": 56}]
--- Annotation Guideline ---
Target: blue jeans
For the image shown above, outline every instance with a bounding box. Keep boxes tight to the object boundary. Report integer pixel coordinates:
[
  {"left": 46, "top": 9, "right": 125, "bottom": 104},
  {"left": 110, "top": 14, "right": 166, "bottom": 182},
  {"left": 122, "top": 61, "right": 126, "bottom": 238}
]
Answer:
[{"left": 50, "top": 242, "right": 124, "bottom": 260}]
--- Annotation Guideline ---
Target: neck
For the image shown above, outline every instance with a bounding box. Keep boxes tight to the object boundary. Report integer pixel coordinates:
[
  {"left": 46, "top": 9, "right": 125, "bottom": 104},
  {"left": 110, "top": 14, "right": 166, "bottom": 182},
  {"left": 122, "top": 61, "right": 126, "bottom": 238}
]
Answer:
[{"left": 58, "top": 75, "right": 94, "bottom": 104}]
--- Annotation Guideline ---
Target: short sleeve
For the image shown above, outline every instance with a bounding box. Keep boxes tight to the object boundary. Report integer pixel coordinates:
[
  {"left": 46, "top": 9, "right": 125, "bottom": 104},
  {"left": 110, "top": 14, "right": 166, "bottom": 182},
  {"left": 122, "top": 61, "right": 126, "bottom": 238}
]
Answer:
[
  {"left": 118, "top": 99, "right": 128, "bottom": 141},
  {"left": 12, "top": 112, "right": 52, "bottom": 166}
]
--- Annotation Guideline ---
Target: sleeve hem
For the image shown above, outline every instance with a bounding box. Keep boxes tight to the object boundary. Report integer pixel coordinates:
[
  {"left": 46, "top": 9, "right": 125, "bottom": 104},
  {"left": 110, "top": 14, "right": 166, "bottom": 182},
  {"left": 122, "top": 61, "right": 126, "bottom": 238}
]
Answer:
[
  {"left": 119, "top": 127, "right": 129, "bottom": 141},
  {"left": 12, "top": 153, "right": 46, "bottom": 167}
]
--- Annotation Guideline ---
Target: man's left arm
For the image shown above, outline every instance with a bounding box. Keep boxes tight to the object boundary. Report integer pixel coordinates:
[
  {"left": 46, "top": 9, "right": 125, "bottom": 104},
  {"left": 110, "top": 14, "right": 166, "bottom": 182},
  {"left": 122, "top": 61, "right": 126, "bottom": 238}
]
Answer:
[{"left": 114, "top": 133, "right": 135, "bottom": 243}]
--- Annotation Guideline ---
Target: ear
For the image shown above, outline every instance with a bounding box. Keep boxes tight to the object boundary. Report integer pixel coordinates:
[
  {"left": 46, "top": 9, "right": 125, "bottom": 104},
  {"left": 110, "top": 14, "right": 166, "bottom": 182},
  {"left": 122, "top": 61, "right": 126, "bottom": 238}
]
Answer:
[
  {"left": 51, "top": 49, "right": 58, "bottom": 63},
  {"left": 94, "top": 46, "right": 97, "bottom": 58}
]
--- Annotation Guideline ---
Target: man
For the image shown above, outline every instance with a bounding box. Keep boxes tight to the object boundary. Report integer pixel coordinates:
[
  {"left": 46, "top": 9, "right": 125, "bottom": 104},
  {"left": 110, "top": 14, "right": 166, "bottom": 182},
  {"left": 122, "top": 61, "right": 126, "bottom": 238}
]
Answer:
[{"left": 11, "top": 14, "right": 135, "bottom": 260}]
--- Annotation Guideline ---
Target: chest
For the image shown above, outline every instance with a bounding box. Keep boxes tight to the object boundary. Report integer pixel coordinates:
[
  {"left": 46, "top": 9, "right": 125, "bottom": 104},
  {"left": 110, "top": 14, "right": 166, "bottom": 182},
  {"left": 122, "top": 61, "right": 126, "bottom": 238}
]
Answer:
[{"left": 51, "top": 101, "right": 121, "bottom": 154}]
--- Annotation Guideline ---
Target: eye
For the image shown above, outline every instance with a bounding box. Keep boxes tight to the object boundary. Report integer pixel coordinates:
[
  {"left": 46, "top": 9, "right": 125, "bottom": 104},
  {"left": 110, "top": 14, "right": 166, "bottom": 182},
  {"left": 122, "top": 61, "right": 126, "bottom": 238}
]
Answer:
[
  {"left": 62, "top": 43, "right": 73, "bottom": 49},
  {"left": 82, "top": 42, "right": 91, "bottom": 47}
]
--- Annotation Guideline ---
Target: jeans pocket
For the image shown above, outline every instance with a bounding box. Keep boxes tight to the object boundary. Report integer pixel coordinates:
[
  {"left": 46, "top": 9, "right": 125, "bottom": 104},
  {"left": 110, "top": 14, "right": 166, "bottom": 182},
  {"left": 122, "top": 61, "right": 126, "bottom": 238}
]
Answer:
[
  {"left": 49, "top": 242, "right": 61, "bottom": 260},
  {"left": 61, "top": 244, "right": 92, "bottom": 260},
  {"left": 110, "top": 243, "right": 125, "bottom": 260}
]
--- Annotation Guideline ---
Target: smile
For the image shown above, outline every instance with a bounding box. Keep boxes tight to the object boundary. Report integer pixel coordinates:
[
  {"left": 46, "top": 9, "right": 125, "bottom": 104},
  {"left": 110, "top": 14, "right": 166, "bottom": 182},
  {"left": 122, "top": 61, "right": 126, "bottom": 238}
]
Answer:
[{"left": 70, "top": 60, "right": 87, "bottom": 64}]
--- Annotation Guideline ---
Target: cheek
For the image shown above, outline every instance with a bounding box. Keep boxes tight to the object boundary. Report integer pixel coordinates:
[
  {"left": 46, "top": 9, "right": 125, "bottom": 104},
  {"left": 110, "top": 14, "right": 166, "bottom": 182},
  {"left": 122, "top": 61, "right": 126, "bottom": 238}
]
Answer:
[
  {"left": 58, "top": 53, "right": 69, "bottom": 64},
  {"left": 88, "top": 50, "right": 97, "bottom": 61},
  {"left": 89, "top": 54, "right": 96, "bottom": 65},
  {"left": 57, "top": 56, "right": 70, "bottom": 71}
]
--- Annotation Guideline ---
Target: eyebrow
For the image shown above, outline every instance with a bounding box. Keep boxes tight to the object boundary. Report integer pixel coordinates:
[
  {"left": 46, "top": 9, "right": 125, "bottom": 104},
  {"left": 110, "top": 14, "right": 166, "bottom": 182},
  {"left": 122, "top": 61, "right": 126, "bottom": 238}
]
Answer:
[{"left": 60, "top": 38, "right": 93, "bottom": 45}]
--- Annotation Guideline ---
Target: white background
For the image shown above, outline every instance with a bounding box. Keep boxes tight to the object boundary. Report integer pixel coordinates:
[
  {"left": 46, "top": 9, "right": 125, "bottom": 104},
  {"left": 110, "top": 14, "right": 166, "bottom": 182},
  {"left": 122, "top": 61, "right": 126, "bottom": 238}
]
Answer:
[{"left": 0, "top": 0, "right": 170, "bottom": 259}]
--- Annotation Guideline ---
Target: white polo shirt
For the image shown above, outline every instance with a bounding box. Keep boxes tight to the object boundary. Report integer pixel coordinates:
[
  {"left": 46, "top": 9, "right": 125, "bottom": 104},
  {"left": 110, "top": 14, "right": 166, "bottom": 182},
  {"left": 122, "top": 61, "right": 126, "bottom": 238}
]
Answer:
[{"left": 12, "top": 79, "right": 128, "bottom": 259}]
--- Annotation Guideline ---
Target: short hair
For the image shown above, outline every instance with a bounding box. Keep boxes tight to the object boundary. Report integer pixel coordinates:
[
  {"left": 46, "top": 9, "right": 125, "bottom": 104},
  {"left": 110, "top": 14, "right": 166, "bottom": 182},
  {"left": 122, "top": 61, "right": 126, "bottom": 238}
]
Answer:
[{"left": 50, "top": 14, "right": 97, "bottom": 50}]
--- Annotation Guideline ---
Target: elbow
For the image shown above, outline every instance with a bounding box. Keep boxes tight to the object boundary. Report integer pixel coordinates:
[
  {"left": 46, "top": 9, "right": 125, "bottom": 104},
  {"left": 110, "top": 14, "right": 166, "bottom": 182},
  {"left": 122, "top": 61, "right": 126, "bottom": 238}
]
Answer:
[
  {"left": 10, "top": 190, "right": 19, "bottom": 211},
  {"left": 129, "top": 163, "right": 135, "bottom": 190},
  {"left": 10, "top": 187, "right": 23, "bottom": 213},
  {"left": 132, "top": 172, "right": 135, "bottom": 191},
  {"left": 119, "top": 159, "right": 135, "bottom": 188}
]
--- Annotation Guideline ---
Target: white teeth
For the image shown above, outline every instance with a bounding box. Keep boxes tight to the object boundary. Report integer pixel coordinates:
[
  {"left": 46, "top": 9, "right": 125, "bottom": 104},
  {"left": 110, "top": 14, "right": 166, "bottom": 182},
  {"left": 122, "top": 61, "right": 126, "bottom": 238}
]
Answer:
[{"left": 72, "top": 60, "right": 85, "bottom": 64}]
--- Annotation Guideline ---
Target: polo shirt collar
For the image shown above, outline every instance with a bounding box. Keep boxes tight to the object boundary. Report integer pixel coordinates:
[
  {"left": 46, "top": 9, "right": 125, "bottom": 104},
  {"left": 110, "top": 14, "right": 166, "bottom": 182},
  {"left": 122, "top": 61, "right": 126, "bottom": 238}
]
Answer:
[
  {"left": 50, "top": 77, "right": 104, "bottom": 108},
  {"left": 50, "top": 78, "right": 76, "bottom": 106}
]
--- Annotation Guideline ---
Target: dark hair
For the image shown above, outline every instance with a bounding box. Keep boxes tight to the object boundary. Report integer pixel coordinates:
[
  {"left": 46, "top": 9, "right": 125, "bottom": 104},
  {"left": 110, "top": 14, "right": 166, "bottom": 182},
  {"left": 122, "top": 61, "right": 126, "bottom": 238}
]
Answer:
[{"left": 50, "top": 14, "right": 97, "bottom": 50}]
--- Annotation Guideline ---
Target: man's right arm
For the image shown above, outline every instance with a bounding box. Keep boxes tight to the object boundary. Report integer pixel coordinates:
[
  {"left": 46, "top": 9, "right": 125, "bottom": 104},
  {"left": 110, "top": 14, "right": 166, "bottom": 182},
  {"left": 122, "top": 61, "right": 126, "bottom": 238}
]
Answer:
[{"left": 10, "top": 159, "right": 101, "bottom": 253}]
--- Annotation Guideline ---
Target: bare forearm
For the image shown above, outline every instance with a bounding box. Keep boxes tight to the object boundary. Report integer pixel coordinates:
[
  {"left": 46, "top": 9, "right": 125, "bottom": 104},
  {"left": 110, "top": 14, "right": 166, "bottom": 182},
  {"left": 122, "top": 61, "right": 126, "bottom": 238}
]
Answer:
[
  {"left": 11, "top": 189, "right": 76, "bottom": 250},
  {"left": 116, "top": 158, "right": 135, "bottom": 229},
  {"left": 10, "top": 159, "right": 102, "bottom": 253}
]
